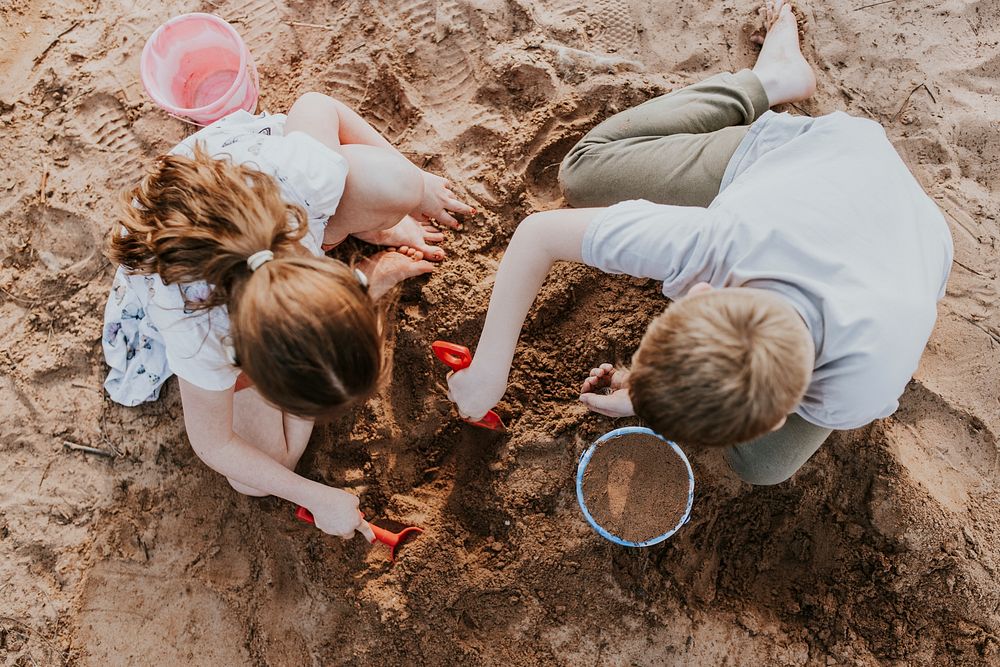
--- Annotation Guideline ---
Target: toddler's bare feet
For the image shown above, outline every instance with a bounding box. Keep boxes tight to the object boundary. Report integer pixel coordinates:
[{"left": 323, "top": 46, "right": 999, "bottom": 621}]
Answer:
[
  {"left": 353, "top": 215, "right": 446, "bottom": 261},
  {"left": 751, "top": 0, "right": 816, "bottom": 106},
  {"left": 358, "top": 250, "right": 434, "bottom": 300}
]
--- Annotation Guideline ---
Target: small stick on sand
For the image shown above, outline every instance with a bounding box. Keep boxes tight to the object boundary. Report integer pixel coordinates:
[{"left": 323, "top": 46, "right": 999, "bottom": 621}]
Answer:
[
  {"left": 62, "top": 440, "right": 116, "bottom": 459},
  {"left": 284, "top": 20, "right": 339, "bottom": 30},
  {"left": 854, "top": 0, "right": 899, "bottom": 11},
  {"left": 891, "top": 82, "right": 934, "bottom": 123},
  {"left": 952, "top": 259, "right": 993, "bottom": 280},
  {"left": 957, "top": 315, "right": 1000, "bottom": 346},
  {"left": 0, "top": 285, "right": 36, "bottom": 307},
  {"left": 32, "top": 21, "right": 81, "bottom": 67},
  {"left": 38, "top": 164, "right": 48, "bottom": 204}
]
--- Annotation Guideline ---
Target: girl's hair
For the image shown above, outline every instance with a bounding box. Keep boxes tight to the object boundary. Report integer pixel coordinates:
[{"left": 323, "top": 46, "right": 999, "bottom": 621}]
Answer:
[{"left": 108, "top": 144, "right": 384, "bottom": 418}]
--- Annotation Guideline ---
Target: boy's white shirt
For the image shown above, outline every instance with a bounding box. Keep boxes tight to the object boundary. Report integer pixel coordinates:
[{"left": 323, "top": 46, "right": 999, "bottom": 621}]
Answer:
[
  {"left": 581, "top": 110, "right": 953, "bottom": 430},
  {"left": 116, "top": 110, "right": 349, "bottom": 392}
]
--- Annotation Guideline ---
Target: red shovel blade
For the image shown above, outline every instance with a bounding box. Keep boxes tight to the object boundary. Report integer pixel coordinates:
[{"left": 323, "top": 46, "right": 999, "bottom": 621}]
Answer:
[
  {"left": 295, "top": 506, "right": 423, "bottom": 561},
  {"left": 431, "top": 340, "right": 507, "bottom": 432}
]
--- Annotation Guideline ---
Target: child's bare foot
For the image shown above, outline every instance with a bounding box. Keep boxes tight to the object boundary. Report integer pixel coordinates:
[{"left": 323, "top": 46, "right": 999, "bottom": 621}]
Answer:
[
  {"left": 751, "top": 0, "right": 816, "bottom": 106},
  {"left": 358, "top": 250, "right": 435, "bottom": 300},
  {"left": 353, "top": 215, "right": 446, "bottom": 261}
]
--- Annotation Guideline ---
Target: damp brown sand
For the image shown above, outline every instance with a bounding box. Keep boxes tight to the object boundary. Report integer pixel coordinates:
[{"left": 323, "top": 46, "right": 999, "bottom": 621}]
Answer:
[
  {"left": 581, "top": 432, "right": 690, "bottom": 543},
  {"left": 4, "top": 1, "right": 999, "bottom": 664}
]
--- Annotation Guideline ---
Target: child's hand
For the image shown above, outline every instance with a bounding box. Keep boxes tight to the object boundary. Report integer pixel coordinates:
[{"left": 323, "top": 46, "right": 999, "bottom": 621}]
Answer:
[
  {"left": 358, "top": 250, "right": 435, "bottom": 300},
  {"left": 307, "top": 487, "right": 376, "bottom": 541},
  {"left": 446, "top": 365, "right": 506, "bottom": 422},
  {"left": 579, "top": 364, "right": 635, "bottom": 418},
  {"left": 414, "top": 172, "right": 475, "bottom": 229},
  {"left": 353, "top": 215, "right": 447, "bottom": 261}
]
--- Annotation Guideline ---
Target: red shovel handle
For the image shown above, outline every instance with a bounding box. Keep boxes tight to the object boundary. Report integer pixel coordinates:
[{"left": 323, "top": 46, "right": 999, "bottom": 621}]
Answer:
[
  {"left": 295, "top": 506, "right": 382, "bottom": 545},
  {"left": 432, "top": 341, "right": 472, "bottom": 370},
  {"left": 469, "top": 410, "right": 505, "bottom": 431}
]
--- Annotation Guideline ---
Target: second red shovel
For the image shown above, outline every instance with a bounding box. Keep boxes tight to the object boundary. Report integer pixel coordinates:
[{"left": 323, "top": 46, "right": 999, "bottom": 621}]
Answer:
[{"left": 432, "top": 340, "right": 506, "bottom": 431}]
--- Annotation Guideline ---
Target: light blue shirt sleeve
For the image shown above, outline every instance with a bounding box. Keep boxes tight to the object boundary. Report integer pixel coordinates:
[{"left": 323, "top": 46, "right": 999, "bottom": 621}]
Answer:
[{"left": 581, "top": 199, "right": 717, "bottom": 298}]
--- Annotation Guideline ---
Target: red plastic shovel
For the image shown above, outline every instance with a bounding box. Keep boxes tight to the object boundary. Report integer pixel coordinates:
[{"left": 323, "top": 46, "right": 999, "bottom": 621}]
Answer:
[
  {"left": 432, "top": 340, "right": 506, "bottom": 431},
  {"left": 295, "top": 506, "right": 422, "bottom": 562}
]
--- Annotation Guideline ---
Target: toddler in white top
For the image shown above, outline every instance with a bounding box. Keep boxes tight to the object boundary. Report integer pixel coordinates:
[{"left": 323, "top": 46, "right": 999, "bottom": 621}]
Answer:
[{"left": 104, "top": 93, "right": 472, "bottom": 539}]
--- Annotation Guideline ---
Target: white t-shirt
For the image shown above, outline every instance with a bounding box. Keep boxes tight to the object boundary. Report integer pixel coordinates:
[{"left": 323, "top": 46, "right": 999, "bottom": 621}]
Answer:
[
  {"left": 104, "top": 111, "right": 349, "bottom": 401},
  {"left": 581, "top": 110, "right": 953, "bottom": 430}
]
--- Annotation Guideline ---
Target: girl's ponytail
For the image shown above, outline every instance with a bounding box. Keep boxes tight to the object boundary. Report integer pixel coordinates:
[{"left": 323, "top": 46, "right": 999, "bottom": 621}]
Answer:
[
  {"left": 110, "top": 145, "right": 384, "bottom": 418},
  {"left": 109, "top": 143, "right": 308, "bottom": 312}
]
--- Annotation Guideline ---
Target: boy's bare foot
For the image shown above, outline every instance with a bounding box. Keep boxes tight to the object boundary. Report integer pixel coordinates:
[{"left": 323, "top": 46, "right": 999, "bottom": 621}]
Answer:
[{"left": 751, "top": 0, "right": 816, "bottom": 106}]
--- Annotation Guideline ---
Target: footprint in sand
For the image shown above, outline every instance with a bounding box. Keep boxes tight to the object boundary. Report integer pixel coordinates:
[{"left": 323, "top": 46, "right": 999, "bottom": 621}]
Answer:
[
  {"left": 538, "top": 0, "right": 639, "bottom": 54},
  {"left": 886, "top": 381, "right": 999, "bottom": 516},
  {"left": 607, "top": 458, "right": 635, "bottom": 519}
]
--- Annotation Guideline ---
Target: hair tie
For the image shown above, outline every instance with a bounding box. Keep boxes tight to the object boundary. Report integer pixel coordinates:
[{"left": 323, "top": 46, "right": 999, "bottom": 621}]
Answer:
[
  {"left": 247, "top": 249, "right": 274, "bottom": 272},
  {"left": 353, "top": 268, "right": 369, "bottom": 289},
  {"left": 222, "top": 337, "right": 239, "bottom": 367}
]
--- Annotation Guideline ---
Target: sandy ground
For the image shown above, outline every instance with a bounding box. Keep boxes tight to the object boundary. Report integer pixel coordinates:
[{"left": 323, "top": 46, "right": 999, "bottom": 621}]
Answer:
[{"left": 1, "top": 0, "right": 999, "bottom": 664}]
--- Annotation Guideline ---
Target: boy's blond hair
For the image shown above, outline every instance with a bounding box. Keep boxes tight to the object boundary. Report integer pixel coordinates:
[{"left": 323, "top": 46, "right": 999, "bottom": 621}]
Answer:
[{"left": 629, "top": 289, "right": 812, "bottom": 448}]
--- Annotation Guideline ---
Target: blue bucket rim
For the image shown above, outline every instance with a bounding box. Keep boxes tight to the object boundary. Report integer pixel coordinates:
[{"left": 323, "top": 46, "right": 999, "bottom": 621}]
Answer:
[{"left": 575, "top": 426, "right": 695, "bottom": 547}]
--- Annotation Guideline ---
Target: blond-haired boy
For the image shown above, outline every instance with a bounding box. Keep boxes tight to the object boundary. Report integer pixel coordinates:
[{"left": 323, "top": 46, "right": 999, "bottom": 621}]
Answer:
[{"left": 446, "top": 0, "right": 952, "bottom": 484}]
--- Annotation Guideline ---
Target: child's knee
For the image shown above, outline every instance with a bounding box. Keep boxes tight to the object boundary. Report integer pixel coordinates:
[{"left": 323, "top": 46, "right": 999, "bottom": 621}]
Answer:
[
  {"left": 558, "top": 147, "right": 597, "bottom": 207},
  {"left": 722, "top": 448, "right": 797, "bottom": 486},
  {"left": 293, "top": 91, "right": 347, "bottom": 116}
]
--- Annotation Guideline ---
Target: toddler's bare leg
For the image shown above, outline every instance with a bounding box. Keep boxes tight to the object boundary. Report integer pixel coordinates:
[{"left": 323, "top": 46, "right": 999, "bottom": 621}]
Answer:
[{"left": 227, "top": 387, "right": 314, "bottom": 497}]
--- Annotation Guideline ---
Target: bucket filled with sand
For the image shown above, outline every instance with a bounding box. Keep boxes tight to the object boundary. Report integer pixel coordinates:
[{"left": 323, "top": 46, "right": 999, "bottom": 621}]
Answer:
[{"left": 576, "top": 426, "right": 694, "bottom": 547}]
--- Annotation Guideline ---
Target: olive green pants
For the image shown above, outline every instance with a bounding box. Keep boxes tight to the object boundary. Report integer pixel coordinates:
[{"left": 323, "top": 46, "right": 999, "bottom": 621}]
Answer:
[{"left": 559, "top": 70, "right": 832, "bottom": 485}]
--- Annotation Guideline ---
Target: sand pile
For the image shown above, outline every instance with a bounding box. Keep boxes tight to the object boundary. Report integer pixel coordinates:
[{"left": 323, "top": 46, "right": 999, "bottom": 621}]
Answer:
[{"left": 1, "top": 0, "right": 998, "bottom": 665}]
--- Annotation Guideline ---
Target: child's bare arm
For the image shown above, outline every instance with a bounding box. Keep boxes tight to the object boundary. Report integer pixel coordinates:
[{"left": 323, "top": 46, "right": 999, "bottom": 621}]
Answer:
[
  {"left": 446, "top": 208, "right": 604, "bottom": 420},
  {"left": 177, "top": 379, "right": 372, "bottom": 540}
]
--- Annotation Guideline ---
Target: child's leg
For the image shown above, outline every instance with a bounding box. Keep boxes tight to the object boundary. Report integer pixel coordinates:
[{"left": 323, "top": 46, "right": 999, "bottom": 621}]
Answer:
[
  {"left": 559, "top": 70, "right": 768, "bottom": 208},
  {"left": 722, "top": 414, "right": 832, "bottom": 485},
  {"left": 286, "top": 93, "right": 468, "bottom": 250},
  {"left": 227, "top": 387, "right": 314, "bottom": 496}
]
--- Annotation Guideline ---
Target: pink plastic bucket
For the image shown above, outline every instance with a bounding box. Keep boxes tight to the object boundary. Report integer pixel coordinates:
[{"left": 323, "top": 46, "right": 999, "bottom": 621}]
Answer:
[{"left": 140, "top": 13, "right": 259, "bottom": 126}]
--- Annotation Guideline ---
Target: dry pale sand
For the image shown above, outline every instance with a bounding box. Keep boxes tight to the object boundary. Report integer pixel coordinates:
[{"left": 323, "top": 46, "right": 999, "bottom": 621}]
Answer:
[{"left": 1, "top": 0, "right": 998, "bottom": 665}]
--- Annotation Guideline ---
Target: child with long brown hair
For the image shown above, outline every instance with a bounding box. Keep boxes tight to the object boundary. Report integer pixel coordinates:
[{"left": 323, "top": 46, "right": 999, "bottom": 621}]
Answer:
[{"left": 103, "top": 92, "right": 472, "bottom": 540}]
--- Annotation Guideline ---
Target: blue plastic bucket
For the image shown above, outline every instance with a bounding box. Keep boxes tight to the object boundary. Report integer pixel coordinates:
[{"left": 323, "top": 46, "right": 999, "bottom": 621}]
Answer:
[{"left": 576, "top": 426, "right": 694, "bottom": 547}]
